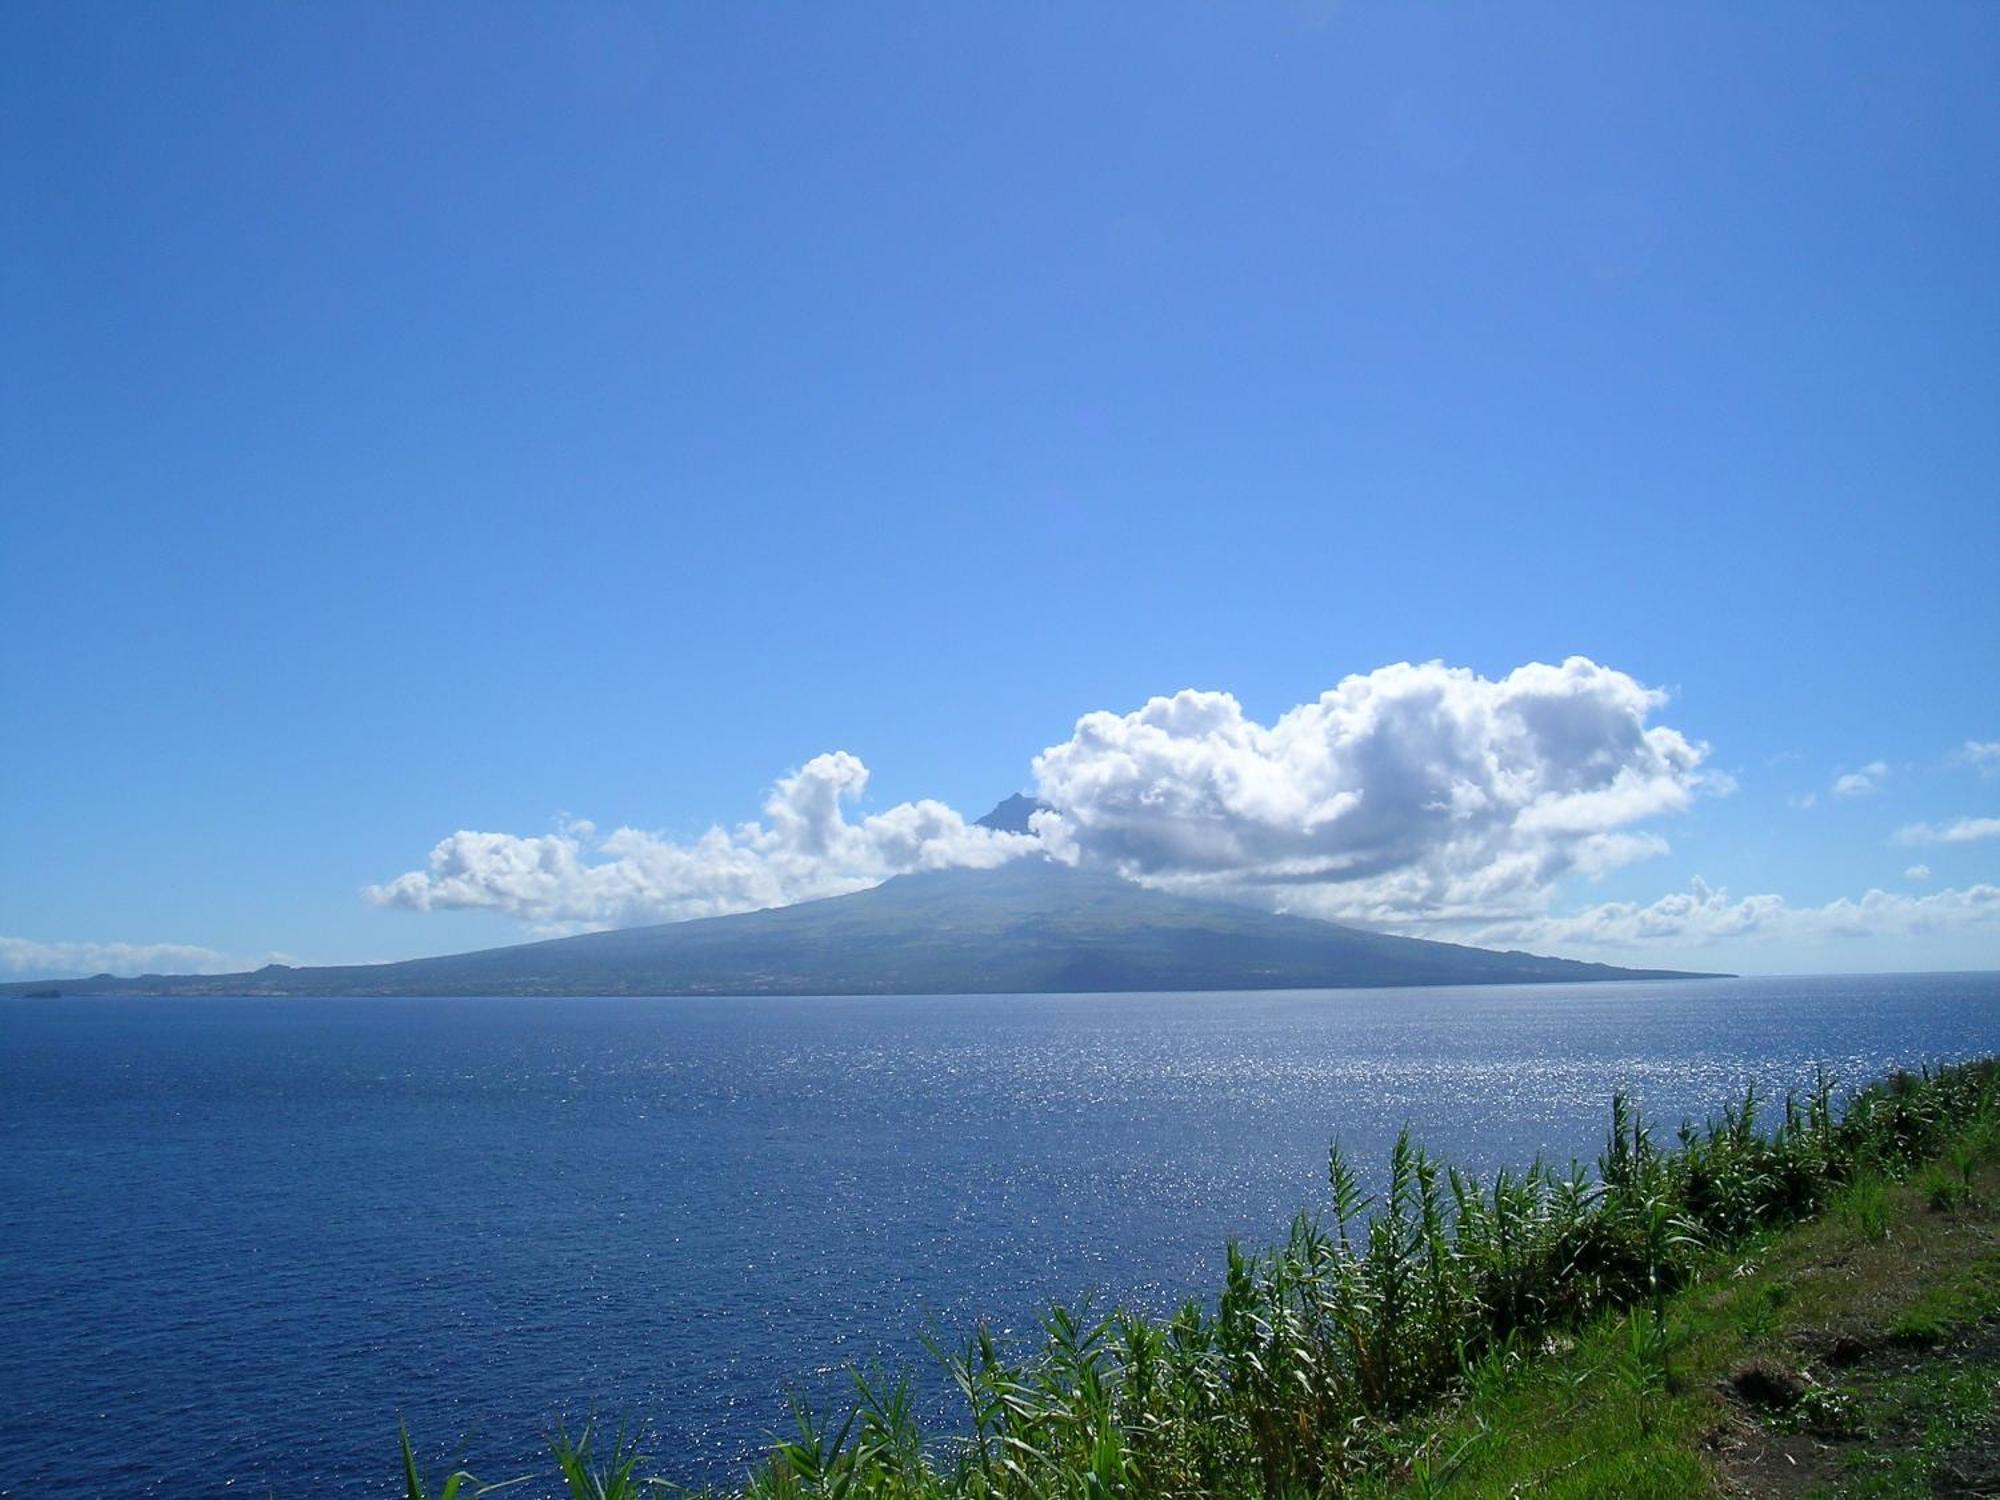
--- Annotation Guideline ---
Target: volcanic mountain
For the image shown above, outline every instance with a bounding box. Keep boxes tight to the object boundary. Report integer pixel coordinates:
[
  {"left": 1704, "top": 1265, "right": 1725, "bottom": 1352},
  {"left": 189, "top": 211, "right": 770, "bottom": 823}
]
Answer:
[{"left": 2, "top": 857, "right": 1718, "bottom": 997}]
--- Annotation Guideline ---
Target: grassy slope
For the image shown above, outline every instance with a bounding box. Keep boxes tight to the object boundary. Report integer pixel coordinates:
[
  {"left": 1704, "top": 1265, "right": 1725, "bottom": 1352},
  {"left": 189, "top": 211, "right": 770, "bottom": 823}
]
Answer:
[{"left": 1361, "top": 1135, "right": 2000, "bottom": 1498}]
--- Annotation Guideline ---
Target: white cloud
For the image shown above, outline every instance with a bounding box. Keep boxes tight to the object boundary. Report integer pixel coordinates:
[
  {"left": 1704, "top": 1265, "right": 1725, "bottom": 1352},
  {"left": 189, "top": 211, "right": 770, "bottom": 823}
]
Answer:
[
  {"left": 1832, "top": 761, "right": 1889, "bottom": 798},
  {"left": 1957, "top": 741, "right": 2000, "bottom": 776},
  {"left": 1471, "top": 879, "right": 2000, "bottom": 955},
  {"left": 0, "top": 936, "right": 243, "bottom": 979},
  {"left": 1906, "top": 865, "right": 1932, "bottom": 882},
  {"left": 1895, "top": 817, "right": 2000, "bottom": 846},
  {"left": 1029, "top": 657, "right": 1712, "bottom": 927},
  {"left": 1788, "top": 791, "right": 1818, "bottom": 810},
  {"left": 369, "top": 657, "right": 1715, "bottom": 936},
  {"left": 367, "top": 751, "right": 1038, "bottom": 928}
]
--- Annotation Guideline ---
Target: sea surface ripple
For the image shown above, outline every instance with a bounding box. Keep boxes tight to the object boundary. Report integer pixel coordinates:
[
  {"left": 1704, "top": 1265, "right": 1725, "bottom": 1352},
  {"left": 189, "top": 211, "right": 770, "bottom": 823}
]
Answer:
[{"left": 2, "top": 974, "right": 1995, "bottom": 1496}]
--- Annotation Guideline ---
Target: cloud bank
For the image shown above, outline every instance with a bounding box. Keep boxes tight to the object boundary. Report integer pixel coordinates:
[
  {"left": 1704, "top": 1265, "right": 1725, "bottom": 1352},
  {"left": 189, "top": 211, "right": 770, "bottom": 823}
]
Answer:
[
  {"left": 370, "top": 657, "right": 1715, "bottom": 933},
  {"left": 1030, "top": 657, "right": 1712, "bottom": 927},
  {"left": 1896, "top": 817, "right": 2000, "bottom": 846},
  {"left": 367, "top": 751, "right": 1037, "bottom": 929},
  {"left": 362, "top": 655, "right": 2000, "bottom": 968},
  {"left": 0, "top": 936, "right": 242, "bottom": 979},
  {"left": 1470, "top": 879, "right": 2000, "bottom": 955}
]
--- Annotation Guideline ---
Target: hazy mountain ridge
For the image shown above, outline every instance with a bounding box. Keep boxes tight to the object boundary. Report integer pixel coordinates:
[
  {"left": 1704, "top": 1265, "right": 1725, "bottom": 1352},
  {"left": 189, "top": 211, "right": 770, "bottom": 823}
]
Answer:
[{"left": 0, "top": 858, "right": 1720, "bottom": 997}]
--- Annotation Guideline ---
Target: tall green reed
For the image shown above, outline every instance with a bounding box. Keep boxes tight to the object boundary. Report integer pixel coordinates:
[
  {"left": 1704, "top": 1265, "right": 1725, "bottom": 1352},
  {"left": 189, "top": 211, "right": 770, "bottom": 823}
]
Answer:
[{"left": 403, "top": 1057, "right": 1998, "bottom": 1500}]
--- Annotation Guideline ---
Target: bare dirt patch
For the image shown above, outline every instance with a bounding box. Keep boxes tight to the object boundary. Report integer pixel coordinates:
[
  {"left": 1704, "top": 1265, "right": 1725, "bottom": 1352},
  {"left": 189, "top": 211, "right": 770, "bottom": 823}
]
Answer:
[{"left": 1713, "top": 1188, "right": 2000, "bottom": 1498}]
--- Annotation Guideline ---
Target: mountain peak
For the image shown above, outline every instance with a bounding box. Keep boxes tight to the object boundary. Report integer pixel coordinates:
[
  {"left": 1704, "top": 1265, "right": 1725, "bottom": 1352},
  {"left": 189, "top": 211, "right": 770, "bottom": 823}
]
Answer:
[{"left": 975, "top": 793, "right": 1049, "bottom": 834}]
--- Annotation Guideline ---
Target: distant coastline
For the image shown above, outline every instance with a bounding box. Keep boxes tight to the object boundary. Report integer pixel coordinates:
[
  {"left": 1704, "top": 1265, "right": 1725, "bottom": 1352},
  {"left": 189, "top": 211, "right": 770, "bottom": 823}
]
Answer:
[{"left": 0, "top": 861, "right": 1726, "bottom": 999}]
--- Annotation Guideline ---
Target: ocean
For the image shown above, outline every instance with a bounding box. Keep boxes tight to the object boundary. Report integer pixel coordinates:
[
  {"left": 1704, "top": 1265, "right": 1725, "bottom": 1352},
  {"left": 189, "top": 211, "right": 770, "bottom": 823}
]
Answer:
[{"left": 2, "top": 973, "right": 1995, "bottom": 1496}]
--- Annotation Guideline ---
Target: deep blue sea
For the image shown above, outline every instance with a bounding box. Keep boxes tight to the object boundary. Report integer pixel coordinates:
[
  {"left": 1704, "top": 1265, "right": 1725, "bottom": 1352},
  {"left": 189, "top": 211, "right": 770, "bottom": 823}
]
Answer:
[{"left": 2, "top": 974, "right": 1996, "bottom": 1498}]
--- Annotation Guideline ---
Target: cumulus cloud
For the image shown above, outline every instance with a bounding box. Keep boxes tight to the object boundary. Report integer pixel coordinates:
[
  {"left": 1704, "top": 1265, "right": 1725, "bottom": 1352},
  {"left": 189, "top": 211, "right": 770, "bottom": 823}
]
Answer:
[
  {"left": 0, "top": 936, "right": 242, "bottom": 979},
  {"left": 1832, "top": 761, "right": 1889, "bottom": 798},
  {"left": 1906, "top": 865, "right": 1932, "bottom": 882},
  {"left": 1895, "top": 817, "right": 2000, "bottom": 846},
  {"left": 369, "top": 658, "right": 1715, "bottom": 934},
  {"left": 367, "top": 752, "right": 1038, "bottom": 929},
  {"left": 1028, "top": 657, "right": 1712, "bottom": 927},
  {"left": 1471, "top": 879, "right": 2000, "bottom": 954}
]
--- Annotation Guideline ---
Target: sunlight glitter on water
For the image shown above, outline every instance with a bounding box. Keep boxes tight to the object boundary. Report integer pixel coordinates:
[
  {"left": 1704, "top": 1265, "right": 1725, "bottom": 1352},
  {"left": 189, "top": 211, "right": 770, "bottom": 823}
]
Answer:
[{"left": 1, "top": 973, "right": 1994, "bottom": 1495}]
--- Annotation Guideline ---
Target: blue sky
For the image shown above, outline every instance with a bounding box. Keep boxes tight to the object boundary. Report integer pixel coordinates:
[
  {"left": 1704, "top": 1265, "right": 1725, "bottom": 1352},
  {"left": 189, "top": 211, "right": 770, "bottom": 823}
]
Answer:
[{"left": 3, "top": 2, "right": 1996, "bottom": 977}]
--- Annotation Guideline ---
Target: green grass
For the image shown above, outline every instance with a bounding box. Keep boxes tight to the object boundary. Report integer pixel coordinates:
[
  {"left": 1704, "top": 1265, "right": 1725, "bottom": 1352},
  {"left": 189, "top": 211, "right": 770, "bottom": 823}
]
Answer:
[
  {"left": 1887, "top": 1248, "right": 2000, "bottom": 1347},
  {"left": 1834, "top": 1363, "right": 2000, "bottom": 1497},
  {"left": 1349, "top": 1100, "right": 2000, "bottom": 1497},
  {"left": 1835, "top": 1176, "right": 1895, "bottom": 1240},
  {"left": 398, "top": 1057, "right": 2000, "bottom": 1499}
]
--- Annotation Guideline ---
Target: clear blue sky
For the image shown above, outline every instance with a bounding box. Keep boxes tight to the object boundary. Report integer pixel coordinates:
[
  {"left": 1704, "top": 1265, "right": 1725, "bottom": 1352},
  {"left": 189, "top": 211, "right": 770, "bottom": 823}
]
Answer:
[{"left": 3, "top": 3, "right": 1997, "bottom": 976}]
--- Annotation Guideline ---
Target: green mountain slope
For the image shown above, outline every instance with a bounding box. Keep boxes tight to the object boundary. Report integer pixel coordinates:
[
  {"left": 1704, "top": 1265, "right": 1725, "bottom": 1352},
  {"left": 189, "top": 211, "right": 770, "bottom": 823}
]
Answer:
[{"left": 1, "top": 859, "right": 1720, "bottom": 996}]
